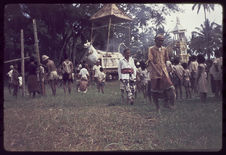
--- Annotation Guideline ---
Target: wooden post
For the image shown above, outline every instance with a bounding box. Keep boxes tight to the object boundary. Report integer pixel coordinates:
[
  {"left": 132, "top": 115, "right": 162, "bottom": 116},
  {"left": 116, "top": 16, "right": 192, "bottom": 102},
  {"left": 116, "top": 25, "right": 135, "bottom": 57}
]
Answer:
[
  {"left": 33, "top": 19, "right": 45, "bottom": 96},
  {"left": 4, "top": 57, "right": 30, "bottom": 64},
  {"left": 106, "top": 17, "right": 112, "bottom": 52},
  {"left": 33, "top": 19, "right": 40, "bottom": 65},
  {"left": 90, "top": 22, "right": 93, "bottom": 42},
  {"left": 128, "top": 23, "right": 131, "bottom": 42},
  {"left": 21, "top": 29, "right": 25, "bottom": 97}
]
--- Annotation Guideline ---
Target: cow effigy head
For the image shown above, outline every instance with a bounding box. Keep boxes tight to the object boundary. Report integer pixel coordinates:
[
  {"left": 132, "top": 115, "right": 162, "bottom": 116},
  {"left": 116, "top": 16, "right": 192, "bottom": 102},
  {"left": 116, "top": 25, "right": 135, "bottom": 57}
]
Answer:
[
  {"left": 84, "top": 40, "right": 91, "bottom": 48},
  {"left": 83, "top": 40, "right": 100, "bottom": 65}
]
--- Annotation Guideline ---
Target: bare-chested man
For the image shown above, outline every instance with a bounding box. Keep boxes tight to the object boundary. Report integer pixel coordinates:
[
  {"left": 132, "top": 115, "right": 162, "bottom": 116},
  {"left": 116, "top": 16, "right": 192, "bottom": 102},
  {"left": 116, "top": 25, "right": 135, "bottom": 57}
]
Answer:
[{"left": 42, "top": 55, "right": 58, "bottom": 96}]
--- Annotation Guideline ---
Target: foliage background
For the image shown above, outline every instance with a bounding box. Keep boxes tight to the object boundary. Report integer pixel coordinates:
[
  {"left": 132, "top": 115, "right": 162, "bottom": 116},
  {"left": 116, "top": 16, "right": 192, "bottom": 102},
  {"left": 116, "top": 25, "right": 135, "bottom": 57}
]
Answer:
[{"left": 4, "top": 4, "right": 222, "bottom": 72}]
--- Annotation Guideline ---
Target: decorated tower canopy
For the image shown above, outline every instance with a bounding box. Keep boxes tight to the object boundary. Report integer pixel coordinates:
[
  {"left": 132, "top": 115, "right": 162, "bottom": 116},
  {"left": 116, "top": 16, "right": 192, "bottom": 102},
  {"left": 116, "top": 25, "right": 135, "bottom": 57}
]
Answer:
[
  {"left": 171, "top": 17, "right": 189, "bottom": 63},
  {"left": 89, "top": 4, "right": 132, "bottom": 52},
  {"left": 171, "top": 17, "right": 186, "bottom": 42},
  {"left": 90, "top": 4, "right": 132, "bottom": 25}
]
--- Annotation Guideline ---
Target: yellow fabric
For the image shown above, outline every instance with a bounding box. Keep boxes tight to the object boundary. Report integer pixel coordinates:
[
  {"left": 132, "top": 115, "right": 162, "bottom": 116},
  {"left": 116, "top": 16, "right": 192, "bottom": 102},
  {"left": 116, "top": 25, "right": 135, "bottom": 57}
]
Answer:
[{"left": 147, "top": 45, "right": 169, "bottom": 79}]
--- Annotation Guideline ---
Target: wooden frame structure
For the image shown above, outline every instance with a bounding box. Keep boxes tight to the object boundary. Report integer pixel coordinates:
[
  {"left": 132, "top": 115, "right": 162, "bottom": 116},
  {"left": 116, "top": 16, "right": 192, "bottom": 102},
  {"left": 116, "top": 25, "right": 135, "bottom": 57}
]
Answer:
[
  {"left": 4, "top": 19, "right": 42, "bottom": 97},
  {"left": 89, "top": 4, "right": 132, "bottom": 52}
]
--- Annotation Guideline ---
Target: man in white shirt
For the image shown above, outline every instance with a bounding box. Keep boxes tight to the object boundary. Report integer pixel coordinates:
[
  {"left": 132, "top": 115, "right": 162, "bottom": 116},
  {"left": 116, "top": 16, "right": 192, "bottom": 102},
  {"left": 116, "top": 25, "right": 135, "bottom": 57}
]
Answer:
[
  {"left": 97, "top": 67, "right": 106, "bottom": 94},
  {"left": 118, "top": 48, "right": 137, "bottom": 105},
  {"left": 92, "top": 60, "right": 101, "bottom": 90}
]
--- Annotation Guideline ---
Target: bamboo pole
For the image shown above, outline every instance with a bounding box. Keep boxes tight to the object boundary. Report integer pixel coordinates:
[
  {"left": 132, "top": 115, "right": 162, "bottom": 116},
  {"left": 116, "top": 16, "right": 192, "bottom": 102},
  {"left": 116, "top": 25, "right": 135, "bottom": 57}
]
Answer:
[
  {"left": 106, "top": 17, "right": 112, "bottom": 52},
  {"left": 33, "top": 19, "right": 40, "bottom": 65},
  {"left": 33, "top": 19, "right": 45, "bottom": 96},
  {"left": 4, "top": 57, "right": 30, "bottom": 64},
  {"left": 92, "top": 25, "right": 108, "bottom": 30},
  {"left": 90, "top": 22, "right": 93, "bottom": 42},
  {"left": 92, "top": 24, "right": 129, "bottom": 31},
  {"left": 20, "top": 29, "right": 25, "bottom": 97},
  {"left": 128, "top": 23, "right": 131, "bottom": 42}
]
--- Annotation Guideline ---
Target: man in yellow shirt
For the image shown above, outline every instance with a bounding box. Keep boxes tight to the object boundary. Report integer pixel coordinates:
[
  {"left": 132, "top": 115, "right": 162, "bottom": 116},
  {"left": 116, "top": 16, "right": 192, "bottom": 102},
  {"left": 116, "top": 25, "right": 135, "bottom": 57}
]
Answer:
[{"left": 146, "top": 34, "right": 176, "bottom": 113}]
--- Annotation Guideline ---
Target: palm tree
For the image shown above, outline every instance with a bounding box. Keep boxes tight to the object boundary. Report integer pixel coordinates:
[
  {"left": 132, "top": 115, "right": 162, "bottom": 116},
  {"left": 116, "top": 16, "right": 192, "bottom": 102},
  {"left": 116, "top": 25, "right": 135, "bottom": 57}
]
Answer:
[
  {"left": 192, "top": 4, "right": 215, "bottom": 21},
  {"left": 189, "top": 19, "right": 222, "bottom": 59}
]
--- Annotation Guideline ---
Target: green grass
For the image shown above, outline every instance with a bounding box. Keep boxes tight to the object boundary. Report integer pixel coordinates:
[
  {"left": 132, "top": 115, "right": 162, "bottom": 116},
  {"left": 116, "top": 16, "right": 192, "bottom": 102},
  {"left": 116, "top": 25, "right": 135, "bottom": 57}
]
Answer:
[{"left": 3, "top": 80, "right": 222, "bottom": 151}]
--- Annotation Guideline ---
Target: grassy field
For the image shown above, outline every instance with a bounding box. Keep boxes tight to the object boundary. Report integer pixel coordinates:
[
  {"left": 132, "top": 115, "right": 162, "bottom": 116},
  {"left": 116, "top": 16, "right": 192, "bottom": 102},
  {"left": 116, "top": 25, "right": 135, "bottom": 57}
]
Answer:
[{"left": 3, "top": 80, "right": 222, "bottom": 151}]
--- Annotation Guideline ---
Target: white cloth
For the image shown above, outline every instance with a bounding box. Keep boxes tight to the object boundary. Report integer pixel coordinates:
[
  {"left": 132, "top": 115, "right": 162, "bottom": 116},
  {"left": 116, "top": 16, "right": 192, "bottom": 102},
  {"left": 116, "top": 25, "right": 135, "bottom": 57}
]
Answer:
[
  {"left": 18, "top": 76, "right": 22, "bottom": 87},
  {"left": 140, "top": 69, "right": 149, "bottom": 85},
  {"left": 210, "top": 57, "right": 222, "bottom": 80},
  {"left": 118, "top": 57, "right": 137, "bottom": 80},
  {"left": 79, "top": 68, "right": 89, "bottom": 80},
  {"left": 39, "top": 66, "right": 45, "bottom": 82},
  {"left": 188, "top": 61, "right": 198, "bottom": 72},
  {"left": 77, "top": 64, "right": 82, "bottom": 70},
  {"left": 8, "top": 70, "right": 13, "bottom": 78},
  {"left": 49, "top": 71, "right": 58, "bottom": 80},
  {"left": 93, "top": 65, "right": 101, "bottom": 77},
  {"left": 97, "top": 71, "right": 106, "bottom": 82},
  {"left": 7, "top": 69, "right": 13, "bottom": 83}
]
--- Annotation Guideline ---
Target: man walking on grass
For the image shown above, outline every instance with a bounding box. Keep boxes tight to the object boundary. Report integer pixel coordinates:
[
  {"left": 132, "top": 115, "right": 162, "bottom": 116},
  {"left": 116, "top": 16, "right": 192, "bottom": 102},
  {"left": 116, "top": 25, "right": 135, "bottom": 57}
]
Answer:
[
  {"left": 42, "top": 55, "right": 58, "bottom": 96},
  {"left": 118, "top": 48, "right": 137, "bottom": 105},
  {"left": 92, "top": 60, "right": 101, "bottom": 91},
  {"left": 62, "top": 55, "right": 74, "bottom": 95},
  {"left": 146, "top": 34, "right": 176, "bottom": 113}
]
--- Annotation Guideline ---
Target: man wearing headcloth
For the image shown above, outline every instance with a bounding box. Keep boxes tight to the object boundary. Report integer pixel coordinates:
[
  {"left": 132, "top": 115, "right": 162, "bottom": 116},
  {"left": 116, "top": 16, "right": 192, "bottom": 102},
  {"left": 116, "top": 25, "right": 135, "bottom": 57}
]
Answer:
[{"left": 146, "top": 34, "right": 176, "bottom": 113}]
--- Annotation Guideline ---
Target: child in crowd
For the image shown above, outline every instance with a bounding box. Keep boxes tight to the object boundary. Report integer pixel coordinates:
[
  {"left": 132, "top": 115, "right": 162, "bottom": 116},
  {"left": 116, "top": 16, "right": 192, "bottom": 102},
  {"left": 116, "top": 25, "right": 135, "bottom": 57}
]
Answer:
[
  {"left": 188, "top": 55, "right": 198, "bottom": 95},
  {"left": 172, "top": 58, "right": 184, "bottom": 100},
  {"left": 78, "top": 64, "right": 89, "bottom": 93},
  {"left": 139, "top": 61, "right": 149, "bottom": 102},
  {"left": 97, "top": 67, "right": 106, "bottom": 94},
  {"left": 196, "top": 54, "right": 208, "bottom": 103},
  {"left": 182, "top": 63, "right": 192, "bottom": 99}
]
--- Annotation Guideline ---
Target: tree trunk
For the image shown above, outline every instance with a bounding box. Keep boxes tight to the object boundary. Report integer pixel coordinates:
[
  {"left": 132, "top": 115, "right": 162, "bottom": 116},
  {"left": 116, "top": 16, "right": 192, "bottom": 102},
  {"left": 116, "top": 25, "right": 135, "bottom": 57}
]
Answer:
[{"left": 59, "top": 31, "right": 73, "bottom": 63}]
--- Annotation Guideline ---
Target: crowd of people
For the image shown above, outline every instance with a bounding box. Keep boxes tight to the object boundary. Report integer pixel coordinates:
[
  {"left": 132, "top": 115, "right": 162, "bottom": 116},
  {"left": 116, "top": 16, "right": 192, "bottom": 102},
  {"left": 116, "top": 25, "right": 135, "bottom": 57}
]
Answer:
[
  {"left": 6, "top": 54, "right": 106, "bottom": 98},
  {"left": 117, "top": 34, "right": 222, "bottom": 112},
  {"left": 6, "top": 34, "right": 222, "bottom": 112}
]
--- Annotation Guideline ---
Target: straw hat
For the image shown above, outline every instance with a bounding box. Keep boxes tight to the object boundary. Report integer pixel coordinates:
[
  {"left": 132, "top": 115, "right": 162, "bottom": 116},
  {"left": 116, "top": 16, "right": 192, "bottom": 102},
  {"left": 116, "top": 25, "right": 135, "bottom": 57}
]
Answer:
[
  {"left": 10, "top": 65, "right": 14, "bottom": 69},
  {"left": 42, "top": 55, "right": 49, "bottom": 61}
]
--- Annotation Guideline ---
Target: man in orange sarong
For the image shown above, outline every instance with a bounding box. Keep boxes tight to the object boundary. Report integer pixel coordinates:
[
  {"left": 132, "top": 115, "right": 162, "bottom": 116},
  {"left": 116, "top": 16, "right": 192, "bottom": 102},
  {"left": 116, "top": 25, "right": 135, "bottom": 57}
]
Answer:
[{"left": 146, "top": 34, "right": 176, "bottom": 113}]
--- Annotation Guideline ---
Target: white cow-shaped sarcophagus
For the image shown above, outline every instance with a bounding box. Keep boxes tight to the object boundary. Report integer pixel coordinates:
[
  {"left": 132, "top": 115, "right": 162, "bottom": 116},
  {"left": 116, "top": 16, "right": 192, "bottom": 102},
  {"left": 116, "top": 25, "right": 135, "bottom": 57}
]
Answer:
[{"left": 83, "top": 41, "right": 123, "bottom": 80}]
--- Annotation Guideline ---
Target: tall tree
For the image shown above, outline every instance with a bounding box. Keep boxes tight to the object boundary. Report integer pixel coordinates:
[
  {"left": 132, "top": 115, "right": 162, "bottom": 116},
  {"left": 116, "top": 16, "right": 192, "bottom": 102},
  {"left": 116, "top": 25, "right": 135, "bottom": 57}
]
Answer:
[
  {"left": 188, "top": 19, "right": 222, "bottom": 59},
  {"left": 192, "top": 4, "right": 214, "bottom": 22},
  {"left": 4, "top": 3, "right": 181, "bottom": 66}
]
